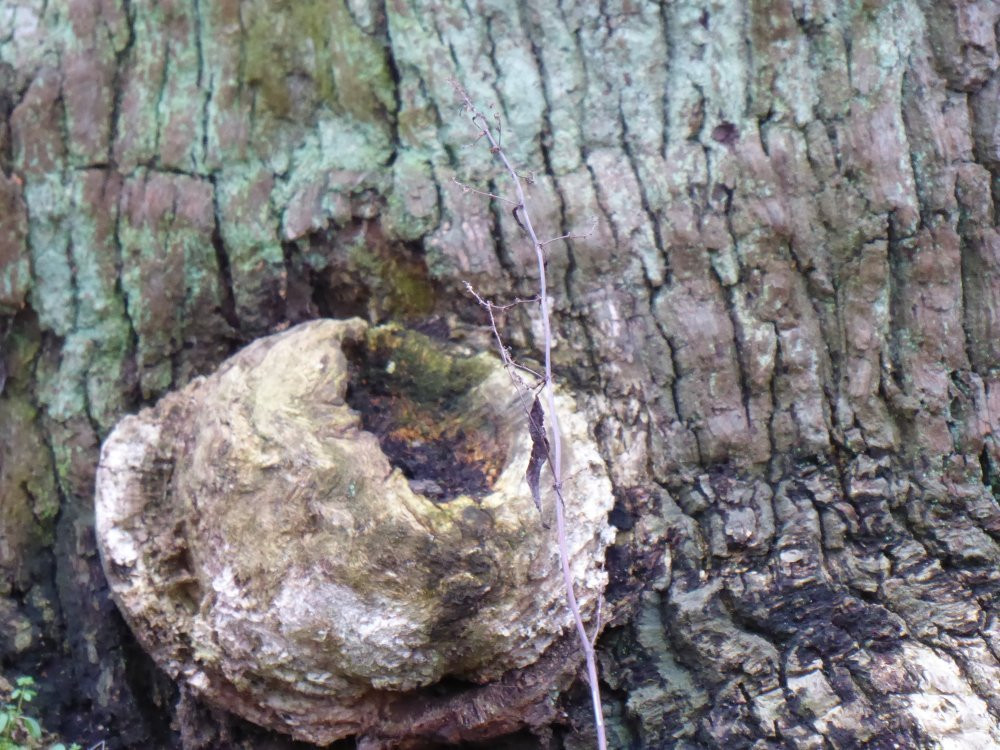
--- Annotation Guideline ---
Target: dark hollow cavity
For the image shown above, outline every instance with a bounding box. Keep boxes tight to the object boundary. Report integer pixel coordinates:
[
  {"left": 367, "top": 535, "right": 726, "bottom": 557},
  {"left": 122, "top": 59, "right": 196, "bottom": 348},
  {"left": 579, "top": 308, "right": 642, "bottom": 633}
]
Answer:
[{"left": 344, "top": 327, "right": 507, "bottom": 502}]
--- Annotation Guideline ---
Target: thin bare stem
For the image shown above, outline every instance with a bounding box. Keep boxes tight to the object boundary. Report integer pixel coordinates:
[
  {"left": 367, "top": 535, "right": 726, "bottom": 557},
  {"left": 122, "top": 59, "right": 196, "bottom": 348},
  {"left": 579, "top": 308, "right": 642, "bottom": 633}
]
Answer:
[
  {"left": 464, "top": 283, "right": 535, "bottom": 396},
  {"left": 452, "top": 177, "right": 519, "bottom": 206},
  {"left": 540, "top": 217, "right": 600, "bottom": 247},
  {"left": 490, "top": 295, "right": 541, "bottom": 311},
  {"left": 510, "top": 360, "right": 545, "bottom": 384},
  {"left": 453, "top": 80, "right": 607, "bottom": 750}
]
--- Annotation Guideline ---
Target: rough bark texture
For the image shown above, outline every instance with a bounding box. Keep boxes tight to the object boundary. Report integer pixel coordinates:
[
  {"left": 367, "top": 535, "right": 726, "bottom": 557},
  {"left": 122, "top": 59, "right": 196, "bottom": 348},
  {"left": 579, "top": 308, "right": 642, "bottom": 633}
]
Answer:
[{"left": 1, "top": 0, "right": 999, "bottom": 748}]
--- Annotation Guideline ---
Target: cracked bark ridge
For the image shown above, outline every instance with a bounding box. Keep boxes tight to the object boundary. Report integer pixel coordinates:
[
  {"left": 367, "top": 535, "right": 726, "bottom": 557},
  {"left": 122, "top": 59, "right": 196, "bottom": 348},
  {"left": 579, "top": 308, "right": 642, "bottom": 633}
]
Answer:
[{"left": 94, "top": 318, "right": 614, "bottom": 746}]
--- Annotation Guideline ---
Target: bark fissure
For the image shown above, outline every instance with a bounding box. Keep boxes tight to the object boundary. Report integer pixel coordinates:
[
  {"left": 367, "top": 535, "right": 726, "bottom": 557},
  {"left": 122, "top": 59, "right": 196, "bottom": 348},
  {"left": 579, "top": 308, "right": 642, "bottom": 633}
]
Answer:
[
  {"left": 617, "top": 96, "right": 667, "bottom": 288},
  {"left": 208, "top": 175, "right": 239, "bottom": 330},
  {"left": 107, "top": 0, "right": 136, "bottom": 167},
  {"left": 151, "top": 31, "right": 171, "bottom": 166}
]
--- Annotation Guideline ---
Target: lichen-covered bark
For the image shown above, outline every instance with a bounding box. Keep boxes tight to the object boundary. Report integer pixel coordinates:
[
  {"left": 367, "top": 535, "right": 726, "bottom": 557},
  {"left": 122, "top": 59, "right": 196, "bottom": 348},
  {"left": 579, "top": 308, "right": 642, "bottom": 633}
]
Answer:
[{"left": 1, "top": 0, "right": 999, "bottom": 748}]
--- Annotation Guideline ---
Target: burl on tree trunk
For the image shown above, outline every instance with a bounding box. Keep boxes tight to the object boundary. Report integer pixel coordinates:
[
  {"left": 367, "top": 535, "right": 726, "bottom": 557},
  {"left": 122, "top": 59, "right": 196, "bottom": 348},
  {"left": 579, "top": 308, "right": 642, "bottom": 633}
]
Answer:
[
  {"left": 95, "top": 317, "right": 613, "bottom": 747},
  {"left": 2, "top": 1, "right": 1000, "bottom": 749}
]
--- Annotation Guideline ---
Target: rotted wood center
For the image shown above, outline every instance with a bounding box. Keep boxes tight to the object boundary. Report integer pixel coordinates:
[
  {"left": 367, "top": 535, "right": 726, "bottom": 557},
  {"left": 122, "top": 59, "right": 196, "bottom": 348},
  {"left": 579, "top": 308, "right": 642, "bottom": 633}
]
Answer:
[{"left": 344, "top": 326, "right": 507, "bottom": 501}]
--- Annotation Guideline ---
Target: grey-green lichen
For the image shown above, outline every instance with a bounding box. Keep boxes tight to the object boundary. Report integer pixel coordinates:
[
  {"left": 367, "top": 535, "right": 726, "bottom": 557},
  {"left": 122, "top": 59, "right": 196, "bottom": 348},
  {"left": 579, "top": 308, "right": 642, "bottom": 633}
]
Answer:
[{"left": 95, "top": 318, "right": 614, "bottom": 744}]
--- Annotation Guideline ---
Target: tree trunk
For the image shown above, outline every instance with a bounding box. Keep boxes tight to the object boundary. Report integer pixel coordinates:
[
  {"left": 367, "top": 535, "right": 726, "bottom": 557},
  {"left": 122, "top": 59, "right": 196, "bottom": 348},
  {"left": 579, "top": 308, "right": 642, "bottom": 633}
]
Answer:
[{"left": 2, "top": 0, "right": 1000, "bottom": 747}]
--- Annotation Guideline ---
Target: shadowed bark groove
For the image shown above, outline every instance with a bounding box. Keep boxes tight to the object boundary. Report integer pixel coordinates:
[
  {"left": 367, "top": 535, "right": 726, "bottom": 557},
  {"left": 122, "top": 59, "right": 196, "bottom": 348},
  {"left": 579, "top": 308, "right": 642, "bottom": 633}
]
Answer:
[{"left": 1, "top": 0, "right": 1000, "bottom": 748}]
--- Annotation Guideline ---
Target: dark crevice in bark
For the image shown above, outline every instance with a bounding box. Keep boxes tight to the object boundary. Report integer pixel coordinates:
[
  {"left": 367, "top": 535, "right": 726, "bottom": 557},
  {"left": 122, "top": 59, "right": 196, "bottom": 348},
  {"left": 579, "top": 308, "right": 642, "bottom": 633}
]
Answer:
[
  {"left": 46, "top": 421, "right": 133, "bottom": 745},
  {"left": 437, "top": 64, "right": 464, "bottom": 192},
  {"left": 527, "top": 109, "right": 569, "bottom": 301},
  {"left": 485, "top": 178, "right": 520, "bottom": 284},
  {"left": 564, "top": 21, "right": 617, "bottom": 262},
  {"left": 717, "top": 281, "right": 755, "bottom": 446},
  {"left": 739, "top": 3, "right": 754, "bottom": 119},
  {"left": 955, "top": 206, "right": 980, "bottom": 380},
  {"left": 380, "top": 1, "right": 403, "bottom": 170},
  {"left": 111, "top": 623, "right": 179, "bottom": 748},
  {"left": 883, "top": 217, "right": 912, "bottom": 449},
  {"left": 521, "top": 13, "right": 580, "bottom": 309},
  {"left": 246, "top": 68, "right": 260, "bottom": 131},
  {"left": 167, "top": 326, "right": 183, "bottom": 395},
  {"left": 647, "top": 290, "right": 698, "bottom": 466},
  {"left": 481, "top": 13, "right": 508, "bottom": 124},
  {"left": 191, "top": 0, "right": 210, "bottom": 170},
  {"left": 151, "top": 31, "right": 171, "bottom": 165},
  {"left": 207, "top": 175, "right": 240, "bottom": 331},
  {"left": 617, "top": 95, "right": 668, "bottom": 287},
  {"left": 767, "top": 333, "right": 784, "bottom": 458},
  {"left": 826, "top": 261, "right": 849, "bottom": 451},
  {"left": 657, "top": 1, "right": 672, "bottom": 157},
  {"left": 65, "top": 231, "right": 100, "bottom": 442},
  {"left": 109, "top": 179, "right": 141, "bottom": 415},
  {"left": 0, "top": 63, "right": 17, "bottom": 171},
  {"left": 59, "top": 212, "right": 80, "bottom": 337},
  {"left": 562, "top": 4, "right": 589, "bottom": 114},
  {"left": 580, "top": 150, "right": 618, "bottom": 254},
  {"left": 735, "top": 680, "right": 772, "bottom": 744},
  {"left": 713, "top": 180, "right": 757, "bottom": 447},
  {"left": 594, "top": 0, "right": 612, "bottom": 42},
  {"left": 898, "top": 65, "right": 933, "bottom": 238}
]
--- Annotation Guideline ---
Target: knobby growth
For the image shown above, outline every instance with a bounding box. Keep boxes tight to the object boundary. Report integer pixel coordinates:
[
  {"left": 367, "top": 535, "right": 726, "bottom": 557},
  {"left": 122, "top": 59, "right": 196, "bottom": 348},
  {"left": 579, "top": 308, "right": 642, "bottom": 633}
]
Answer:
[{"left": 451, "top": 81, "right": 607, "bottom": 749}]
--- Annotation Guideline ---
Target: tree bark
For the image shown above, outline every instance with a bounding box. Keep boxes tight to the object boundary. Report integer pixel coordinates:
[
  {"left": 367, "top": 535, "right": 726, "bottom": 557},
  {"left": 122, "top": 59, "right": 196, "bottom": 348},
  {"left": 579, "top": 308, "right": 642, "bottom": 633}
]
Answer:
[{"left": 1, "top": 0, "right": 1000, "bottom": 747}]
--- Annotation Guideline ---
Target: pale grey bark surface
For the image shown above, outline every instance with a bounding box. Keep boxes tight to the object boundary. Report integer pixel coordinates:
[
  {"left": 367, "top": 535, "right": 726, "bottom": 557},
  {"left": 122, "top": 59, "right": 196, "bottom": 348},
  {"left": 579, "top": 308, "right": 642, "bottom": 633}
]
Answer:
[{"left": 1, "top": 0, "right": 1000, "bottom": 748}]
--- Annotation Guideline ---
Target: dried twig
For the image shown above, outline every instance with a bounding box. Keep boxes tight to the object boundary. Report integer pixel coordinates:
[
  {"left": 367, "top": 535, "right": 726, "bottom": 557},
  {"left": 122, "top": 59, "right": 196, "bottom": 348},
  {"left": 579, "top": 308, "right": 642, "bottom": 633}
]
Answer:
[
  {"left": 540, "top": 217, "right": 600, "bottom": 247},
  {"left": 453, "top": 80, "right": 608, "bottom": 750},
  {"left": 451, "top": 177, "right": 520, "bottom": 206}
]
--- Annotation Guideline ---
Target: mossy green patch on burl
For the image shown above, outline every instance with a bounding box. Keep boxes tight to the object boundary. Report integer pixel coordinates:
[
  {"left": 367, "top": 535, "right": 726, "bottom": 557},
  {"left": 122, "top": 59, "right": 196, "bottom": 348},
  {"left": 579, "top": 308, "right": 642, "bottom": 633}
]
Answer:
[{"left": 359, "top": 324, "right": 492, "bottom": 403}]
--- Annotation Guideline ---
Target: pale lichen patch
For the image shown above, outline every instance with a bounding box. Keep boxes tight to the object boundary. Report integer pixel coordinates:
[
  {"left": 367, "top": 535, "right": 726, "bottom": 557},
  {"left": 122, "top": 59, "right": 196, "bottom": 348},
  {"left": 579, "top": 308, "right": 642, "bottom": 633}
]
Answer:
[{"left": 903, "top": 642, "right": 1000, "bottom": 749}]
